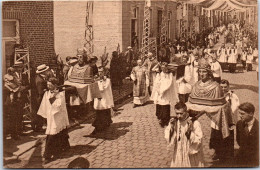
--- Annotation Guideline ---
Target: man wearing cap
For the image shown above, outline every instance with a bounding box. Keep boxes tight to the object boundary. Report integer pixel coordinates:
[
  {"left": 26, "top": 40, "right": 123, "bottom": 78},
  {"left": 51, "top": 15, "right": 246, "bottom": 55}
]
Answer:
[
  {"left": 142, "top": 52, "right": 159, "bottom": 95},
  {"left": 34, "top": 64, "right": 50, "bottom": 132}
]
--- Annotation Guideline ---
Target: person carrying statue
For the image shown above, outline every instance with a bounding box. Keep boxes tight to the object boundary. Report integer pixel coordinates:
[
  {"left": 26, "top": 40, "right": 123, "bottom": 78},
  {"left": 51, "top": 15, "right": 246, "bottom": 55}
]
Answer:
[{"left": 186, "top": 58, "right": 235, "bottom": 165}]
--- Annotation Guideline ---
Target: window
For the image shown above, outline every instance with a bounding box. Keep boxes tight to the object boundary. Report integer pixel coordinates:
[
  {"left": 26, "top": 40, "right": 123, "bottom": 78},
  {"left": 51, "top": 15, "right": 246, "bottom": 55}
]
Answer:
[
  {"left": 131, "top": 7, "right": 139, "bottom": 48},
  {"left": 3, "top": 20, "right": 20, "bottom": 41},
  {"left": 2, "top": 20, "right": 20, "bottom": 74}
]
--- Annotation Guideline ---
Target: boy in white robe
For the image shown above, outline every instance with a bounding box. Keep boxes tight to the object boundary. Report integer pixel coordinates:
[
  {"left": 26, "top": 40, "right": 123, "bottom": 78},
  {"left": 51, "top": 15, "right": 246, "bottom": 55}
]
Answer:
[
  {"left": 37, "top": 77, "right": 70, "bottom": 163},
  {"left": 92, "top": 68, "right": 114, "bottom": 134},
  {"left": 165, "top": 102, "right": 204, "bottom": 168},
  {"left": 151, "top": 62, "right": 177, "bottom": 127}
]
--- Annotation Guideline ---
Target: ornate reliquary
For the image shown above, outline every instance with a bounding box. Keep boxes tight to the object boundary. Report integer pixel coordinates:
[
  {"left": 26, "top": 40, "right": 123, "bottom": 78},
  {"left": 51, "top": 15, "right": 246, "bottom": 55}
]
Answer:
[{"left": 68, "top": 64, "right": 94, "bottom": 84}]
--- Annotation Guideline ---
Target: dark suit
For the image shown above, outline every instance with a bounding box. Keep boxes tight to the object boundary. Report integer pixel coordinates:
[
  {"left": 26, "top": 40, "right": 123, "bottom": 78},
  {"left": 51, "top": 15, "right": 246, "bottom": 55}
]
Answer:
[
  {"left": 236, "top": 119, "right": 259, "bottom": 167},
  {"left": 33, "top": 74, "right": 47, "bottom": 130}
]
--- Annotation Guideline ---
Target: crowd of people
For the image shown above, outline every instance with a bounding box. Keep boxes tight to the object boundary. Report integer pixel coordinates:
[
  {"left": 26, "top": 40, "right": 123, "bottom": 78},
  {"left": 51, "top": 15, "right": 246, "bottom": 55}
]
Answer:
[
  {"left": 3, "top": 20, "right": 258, "bottom": 167},
  {"left": 128, "top": 21, "right": 258, "bottom": 167}
]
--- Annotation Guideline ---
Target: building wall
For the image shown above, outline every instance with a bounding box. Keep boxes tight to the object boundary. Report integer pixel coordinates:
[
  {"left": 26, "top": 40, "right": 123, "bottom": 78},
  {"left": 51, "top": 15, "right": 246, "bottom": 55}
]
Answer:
[
  {"left": 54, "top": 1, "right": 123, "bottom": 65},
  {"left": 122, "top": 0, "right": 177, "bottom": 52},
  {"left": 2, "top": 1, "right": 55, "bottom": 67},
  {"left": 93, "top": 1, "right": 122, "bottom": 58},
  {"left": 53, "top": 1, "right": 87, "bottom": 61}
]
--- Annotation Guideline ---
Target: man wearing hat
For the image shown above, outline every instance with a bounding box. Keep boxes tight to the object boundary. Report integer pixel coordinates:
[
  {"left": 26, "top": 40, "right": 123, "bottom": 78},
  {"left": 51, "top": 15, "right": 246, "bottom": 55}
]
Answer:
[{"left": 34, "top": 64, "right": 51, "bottom": 132}]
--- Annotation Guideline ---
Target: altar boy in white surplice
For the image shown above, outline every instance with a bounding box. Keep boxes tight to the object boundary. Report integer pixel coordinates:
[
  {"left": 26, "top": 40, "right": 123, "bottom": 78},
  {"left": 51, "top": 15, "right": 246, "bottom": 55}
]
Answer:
[
  {"left": 37, "top": 77, "right": 70, "bottom": 163},
  {"left": 165, "top": 102, "right": 204, "bottom": 168}
]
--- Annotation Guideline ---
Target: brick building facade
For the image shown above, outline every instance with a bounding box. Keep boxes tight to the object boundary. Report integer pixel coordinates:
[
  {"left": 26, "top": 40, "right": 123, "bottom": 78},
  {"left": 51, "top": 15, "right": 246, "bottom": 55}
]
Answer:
[{"left": 2, "top": 1, "right": 55, "bottom": 73}]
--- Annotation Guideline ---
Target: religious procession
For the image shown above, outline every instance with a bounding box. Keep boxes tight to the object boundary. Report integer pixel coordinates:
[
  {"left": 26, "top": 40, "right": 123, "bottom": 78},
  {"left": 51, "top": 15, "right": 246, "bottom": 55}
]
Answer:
[{"left": 2, "top": 0, "right": 259, "bottom": 168}]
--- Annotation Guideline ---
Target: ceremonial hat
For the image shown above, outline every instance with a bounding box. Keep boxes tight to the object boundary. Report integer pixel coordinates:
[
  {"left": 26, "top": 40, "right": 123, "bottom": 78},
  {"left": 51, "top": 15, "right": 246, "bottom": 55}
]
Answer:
[
  {"left": 77, "top": 48, "right": 87, "bottom": 56},
  {"left": 198, "top": 58, "right": 211, "bottom": 71},
  {"left": 36, "top": 64, "right": 49, "bottom": 74}
]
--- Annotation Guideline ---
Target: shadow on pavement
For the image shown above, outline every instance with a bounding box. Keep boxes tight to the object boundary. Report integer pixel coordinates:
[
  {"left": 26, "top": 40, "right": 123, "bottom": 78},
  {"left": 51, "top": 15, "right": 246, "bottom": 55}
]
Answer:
[
  {"left": 230, "top": 83, "right": 259, "bottom": 93},
  {"left": 3, "top": 135, "right": 38, "bottom": 159},
  {"left": 23, "top": 139, "right": 44, "bottom": 169},
  {"left": 59, "top": 145, "right": 97, "bottom": 159},
  {"left": 84, "top": 122, "right": 133, "bottom": 140}
]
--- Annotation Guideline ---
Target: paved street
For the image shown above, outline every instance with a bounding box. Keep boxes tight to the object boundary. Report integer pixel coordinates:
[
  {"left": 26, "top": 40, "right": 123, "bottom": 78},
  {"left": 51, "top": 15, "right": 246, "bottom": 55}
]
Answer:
[{"left": 4, "top": 69, "right": 257, "bottom": 169}]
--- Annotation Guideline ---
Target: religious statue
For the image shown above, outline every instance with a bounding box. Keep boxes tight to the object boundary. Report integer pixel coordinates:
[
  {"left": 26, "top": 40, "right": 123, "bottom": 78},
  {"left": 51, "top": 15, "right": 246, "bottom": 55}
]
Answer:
[
  {"left": 186, "top": 58, "right": 235, "bottom": 163},
  {"left": 188, "top": 58, "right": 226, "bottom": 106},
  {"left": 68, "top": 48, "right": 94, "bottom": 84}
]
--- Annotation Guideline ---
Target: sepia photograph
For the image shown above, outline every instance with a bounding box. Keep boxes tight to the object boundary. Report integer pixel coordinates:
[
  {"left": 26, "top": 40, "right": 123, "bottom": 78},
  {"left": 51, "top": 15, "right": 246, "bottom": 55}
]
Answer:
[{"left": 2, "top": 0, "right": 259, "bottom": 168}]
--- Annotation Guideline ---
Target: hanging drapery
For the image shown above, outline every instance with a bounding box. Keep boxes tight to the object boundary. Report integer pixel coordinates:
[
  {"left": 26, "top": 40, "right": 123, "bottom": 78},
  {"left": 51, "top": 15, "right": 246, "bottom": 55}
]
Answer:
[
  {"left": 203, "top": 0, "right": 226, "bottom": 11},
  {"left": 215, "top": 2, "right": 228, "bottom": 12},
  {"left": 230, "top": 0, "right": 257, "bottom": 7},
  {"left": 226, "top": 0, "right": 247, "bottom": 11}
]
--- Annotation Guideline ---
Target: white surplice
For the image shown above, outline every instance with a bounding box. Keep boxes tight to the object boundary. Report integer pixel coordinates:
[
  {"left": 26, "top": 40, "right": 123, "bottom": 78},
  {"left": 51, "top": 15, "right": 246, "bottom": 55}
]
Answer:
[
  {"left": 151, "top": 72, "right": 177, "bottom": 105},
  {"left": 165, "top": 118, "right": 204, "bottom": 168},
  {"left": 37, "top": 91, "right": 70, "bottom": 135},
  {"left": 94, "top": 78, "right": 114, "bottom": 110}
]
